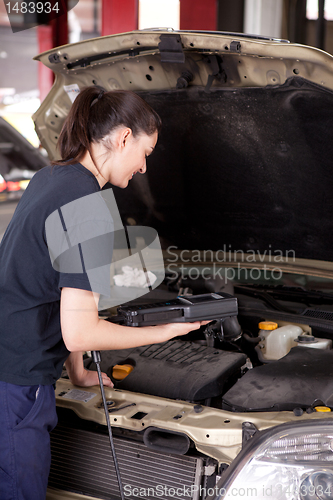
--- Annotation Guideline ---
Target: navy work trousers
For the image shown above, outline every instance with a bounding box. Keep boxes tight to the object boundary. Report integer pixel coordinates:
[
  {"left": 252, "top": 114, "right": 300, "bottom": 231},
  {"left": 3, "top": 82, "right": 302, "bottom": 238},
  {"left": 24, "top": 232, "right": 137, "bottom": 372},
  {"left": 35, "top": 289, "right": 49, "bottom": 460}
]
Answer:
[{"left": 0, "top": 381, "right": 58, "bottom": 500}]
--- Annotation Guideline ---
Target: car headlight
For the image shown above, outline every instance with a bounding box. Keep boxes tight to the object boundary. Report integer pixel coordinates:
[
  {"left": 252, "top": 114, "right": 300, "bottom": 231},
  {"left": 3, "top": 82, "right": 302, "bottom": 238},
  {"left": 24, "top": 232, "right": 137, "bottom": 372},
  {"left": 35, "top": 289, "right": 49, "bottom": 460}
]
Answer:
[{"left": 214, "top": 420, "right": 333, "bottom": 500}]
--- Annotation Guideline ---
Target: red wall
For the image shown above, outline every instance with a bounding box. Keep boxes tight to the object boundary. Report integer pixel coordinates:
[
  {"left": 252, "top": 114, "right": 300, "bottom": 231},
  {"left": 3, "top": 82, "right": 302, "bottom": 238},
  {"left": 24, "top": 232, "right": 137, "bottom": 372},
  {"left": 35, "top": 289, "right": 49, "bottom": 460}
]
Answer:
[
  {"left": 180, "top": 0, "right": 218, "bottom": 31},
  {"left": 102, "top": 0, "right": 138, "bottom": 36}
]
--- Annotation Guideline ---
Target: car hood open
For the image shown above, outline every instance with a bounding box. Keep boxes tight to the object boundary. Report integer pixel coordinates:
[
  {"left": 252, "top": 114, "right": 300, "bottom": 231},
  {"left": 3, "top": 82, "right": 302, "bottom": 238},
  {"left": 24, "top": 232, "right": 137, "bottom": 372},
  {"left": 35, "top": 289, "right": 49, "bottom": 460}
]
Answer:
[{"left": 33, "top": 30, "right": 333, "bottom": 265}]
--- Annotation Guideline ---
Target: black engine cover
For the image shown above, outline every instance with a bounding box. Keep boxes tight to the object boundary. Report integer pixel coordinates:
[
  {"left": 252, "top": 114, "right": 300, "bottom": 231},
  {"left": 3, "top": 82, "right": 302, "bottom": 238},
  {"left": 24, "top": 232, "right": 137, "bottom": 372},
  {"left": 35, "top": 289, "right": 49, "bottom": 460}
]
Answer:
[{"left": 90, "top": 340, "right": 246, "bottom": 401}]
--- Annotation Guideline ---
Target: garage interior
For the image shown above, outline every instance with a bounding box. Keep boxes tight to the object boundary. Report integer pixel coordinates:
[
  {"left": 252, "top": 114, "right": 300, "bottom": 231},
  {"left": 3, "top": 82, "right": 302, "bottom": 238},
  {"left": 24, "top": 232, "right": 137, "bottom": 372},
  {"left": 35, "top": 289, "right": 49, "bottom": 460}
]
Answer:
[{"left": 1, "top": 3, "right": 333, "bottom": 500}]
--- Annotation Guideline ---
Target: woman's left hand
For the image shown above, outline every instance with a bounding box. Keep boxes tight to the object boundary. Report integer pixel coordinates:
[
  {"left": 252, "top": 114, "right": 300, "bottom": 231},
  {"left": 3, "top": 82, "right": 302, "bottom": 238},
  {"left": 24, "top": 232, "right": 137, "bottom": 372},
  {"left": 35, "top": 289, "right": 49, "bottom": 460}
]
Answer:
[
  {"left": 64, "top": 351, "right": 113, "bottom": 387},
  {"left": 69, "top": 368, "right": 113, "bottom": 388}
]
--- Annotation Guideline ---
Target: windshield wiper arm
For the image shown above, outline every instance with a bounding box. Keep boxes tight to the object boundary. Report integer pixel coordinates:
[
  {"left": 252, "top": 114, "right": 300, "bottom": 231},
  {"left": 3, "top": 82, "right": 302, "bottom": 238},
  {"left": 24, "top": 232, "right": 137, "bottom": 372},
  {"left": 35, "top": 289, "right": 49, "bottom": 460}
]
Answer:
[
  {"left": 235, "top": 284, "right": 333, "bottom": 307},
  {"left": 234, "top": 285, "right": 300, "bottom": 314}
]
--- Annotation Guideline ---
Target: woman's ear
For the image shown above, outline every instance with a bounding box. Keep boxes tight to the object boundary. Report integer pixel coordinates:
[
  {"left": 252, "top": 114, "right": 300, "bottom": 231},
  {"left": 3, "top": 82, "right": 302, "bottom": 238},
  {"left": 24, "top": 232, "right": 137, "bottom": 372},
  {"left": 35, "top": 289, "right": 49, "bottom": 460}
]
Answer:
[
  {"left": 110, "top": 127, "right": 132, "bottom": 153},
  {"left": 121, "top": 128, "right": 132, "bottom": 148}
]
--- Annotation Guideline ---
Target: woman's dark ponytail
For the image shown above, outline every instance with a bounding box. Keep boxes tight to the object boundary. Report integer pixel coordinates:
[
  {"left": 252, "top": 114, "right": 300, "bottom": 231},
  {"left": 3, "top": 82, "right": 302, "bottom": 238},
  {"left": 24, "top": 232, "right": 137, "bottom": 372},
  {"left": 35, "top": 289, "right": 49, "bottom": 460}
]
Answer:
[{"left": 54, "top": 85, "right": 161, "bottom": 167}]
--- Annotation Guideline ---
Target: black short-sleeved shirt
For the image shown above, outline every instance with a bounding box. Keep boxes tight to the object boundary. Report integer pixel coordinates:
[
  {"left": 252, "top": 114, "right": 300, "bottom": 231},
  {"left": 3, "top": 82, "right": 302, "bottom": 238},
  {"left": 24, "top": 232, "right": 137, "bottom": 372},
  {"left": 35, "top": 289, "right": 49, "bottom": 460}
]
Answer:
[{"left": 0, "top": 163, "right": 101, "bottom": 386}]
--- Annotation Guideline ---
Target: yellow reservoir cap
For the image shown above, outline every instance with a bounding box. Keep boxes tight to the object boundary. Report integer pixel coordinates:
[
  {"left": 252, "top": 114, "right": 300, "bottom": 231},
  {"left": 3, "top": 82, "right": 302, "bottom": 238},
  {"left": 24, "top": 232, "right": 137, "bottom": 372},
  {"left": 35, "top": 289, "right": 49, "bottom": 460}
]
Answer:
[
  {"left": 315, "top": 406, "right": 331, "bottom": 412},
  {"left": 258, "top": 321, "right": 278, "bottom": 331},
  {"left": 112, "top": 364, "right": 134, "bottom": 381}
]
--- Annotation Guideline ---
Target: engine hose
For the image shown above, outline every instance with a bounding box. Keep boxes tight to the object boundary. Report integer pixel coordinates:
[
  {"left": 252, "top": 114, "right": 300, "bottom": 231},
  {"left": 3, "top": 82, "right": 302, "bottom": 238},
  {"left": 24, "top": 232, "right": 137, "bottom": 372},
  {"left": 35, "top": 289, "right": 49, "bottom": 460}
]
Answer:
[
  {"left": 243, "top": 333, "right": 261, "bottom": 344},
  {"left": 254, "top": 345, "right": 274, "bottom": 364}
]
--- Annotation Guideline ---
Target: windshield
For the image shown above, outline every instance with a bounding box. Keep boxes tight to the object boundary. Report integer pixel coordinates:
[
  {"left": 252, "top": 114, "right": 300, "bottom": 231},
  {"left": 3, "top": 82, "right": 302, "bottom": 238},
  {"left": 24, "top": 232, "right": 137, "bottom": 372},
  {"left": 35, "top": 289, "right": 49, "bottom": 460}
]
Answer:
[{"left": 163, "top": 261, "right": 333, "bottom": 296}]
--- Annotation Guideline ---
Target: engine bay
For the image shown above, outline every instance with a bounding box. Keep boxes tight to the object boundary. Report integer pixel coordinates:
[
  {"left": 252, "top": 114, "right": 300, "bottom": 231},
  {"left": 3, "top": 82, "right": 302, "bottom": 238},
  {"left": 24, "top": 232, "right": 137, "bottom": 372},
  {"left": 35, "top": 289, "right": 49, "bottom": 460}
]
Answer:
[{"left": 82, "top": 273, "right": 333, "bottom": 416}]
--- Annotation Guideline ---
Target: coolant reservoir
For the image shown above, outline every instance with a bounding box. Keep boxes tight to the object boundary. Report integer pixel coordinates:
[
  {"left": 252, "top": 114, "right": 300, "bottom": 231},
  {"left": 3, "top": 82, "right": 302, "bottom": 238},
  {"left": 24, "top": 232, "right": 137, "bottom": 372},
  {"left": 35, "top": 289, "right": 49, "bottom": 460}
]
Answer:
[
  {"left": 259, "top": 322, "right": 302, "bottom": 360},
  {"left": 296, "top": 335, "right": 332, "bottom": 350}
]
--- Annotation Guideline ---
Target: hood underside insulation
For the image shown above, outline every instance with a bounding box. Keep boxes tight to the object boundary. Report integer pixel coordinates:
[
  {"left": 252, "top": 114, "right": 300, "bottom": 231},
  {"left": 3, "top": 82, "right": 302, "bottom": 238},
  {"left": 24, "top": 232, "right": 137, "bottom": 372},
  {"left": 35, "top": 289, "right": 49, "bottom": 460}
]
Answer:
[{"left": 111, "top": 77, "right": 333, "bottom": 261}]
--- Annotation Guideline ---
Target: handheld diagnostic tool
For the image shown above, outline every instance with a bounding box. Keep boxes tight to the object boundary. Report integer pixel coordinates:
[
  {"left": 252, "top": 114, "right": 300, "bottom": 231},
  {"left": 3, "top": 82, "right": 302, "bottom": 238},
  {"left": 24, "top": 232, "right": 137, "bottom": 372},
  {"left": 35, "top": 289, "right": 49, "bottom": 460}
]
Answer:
[{"left": 116, "top": 292, "right": 238, "bottom": 327}]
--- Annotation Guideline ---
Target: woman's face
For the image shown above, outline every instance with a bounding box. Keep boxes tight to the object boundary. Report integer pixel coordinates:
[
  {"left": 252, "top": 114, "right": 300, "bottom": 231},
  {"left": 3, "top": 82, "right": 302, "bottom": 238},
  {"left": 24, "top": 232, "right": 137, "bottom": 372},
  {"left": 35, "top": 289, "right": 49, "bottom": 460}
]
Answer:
[{"left": 103, "top": 129, "right": 158, "bottom": 189}]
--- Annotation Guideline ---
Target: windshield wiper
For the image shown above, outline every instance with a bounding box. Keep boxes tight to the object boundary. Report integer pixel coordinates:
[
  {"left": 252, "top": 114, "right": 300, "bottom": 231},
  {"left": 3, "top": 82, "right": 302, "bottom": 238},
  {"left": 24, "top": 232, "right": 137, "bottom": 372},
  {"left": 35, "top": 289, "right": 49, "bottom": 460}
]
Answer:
[
  {"left": 235, "top": 284, "right": 333, "bottom": 307},
  {"left": 234, "top": 285, "right": 300, "bottom": 314}
]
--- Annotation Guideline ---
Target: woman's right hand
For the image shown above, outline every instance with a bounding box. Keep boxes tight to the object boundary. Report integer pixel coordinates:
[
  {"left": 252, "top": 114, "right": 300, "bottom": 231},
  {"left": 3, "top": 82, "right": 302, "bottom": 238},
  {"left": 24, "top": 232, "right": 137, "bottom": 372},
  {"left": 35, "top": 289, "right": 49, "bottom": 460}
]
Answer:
[{"left": 148, "top": 320, "right": 211, "bottom": 343}]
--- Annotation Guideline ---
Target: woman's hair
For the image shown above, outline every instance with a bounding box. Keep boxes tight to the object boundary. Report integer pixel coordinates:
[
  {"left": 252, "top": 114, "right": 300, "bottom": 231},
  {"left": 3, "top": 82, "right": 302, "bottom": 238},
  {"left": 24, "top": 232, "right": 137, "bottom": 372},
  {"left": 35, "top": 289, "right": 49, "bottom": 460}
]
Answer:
[{"left": 53, "top": 86, "right": 162, "bottom": 167}]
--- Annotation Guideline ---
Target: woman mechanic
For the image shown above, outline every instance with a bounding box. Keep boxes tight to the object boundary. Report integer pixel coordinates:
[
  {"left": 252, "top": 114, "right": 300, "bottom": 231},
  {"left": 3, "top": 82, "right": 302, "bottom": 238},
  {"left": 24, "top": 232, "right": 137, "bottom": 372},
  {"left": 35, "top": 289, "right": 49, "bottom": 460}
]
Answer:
[{"left": 0, "top": 86, "right": 206, "bottom": 500}]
